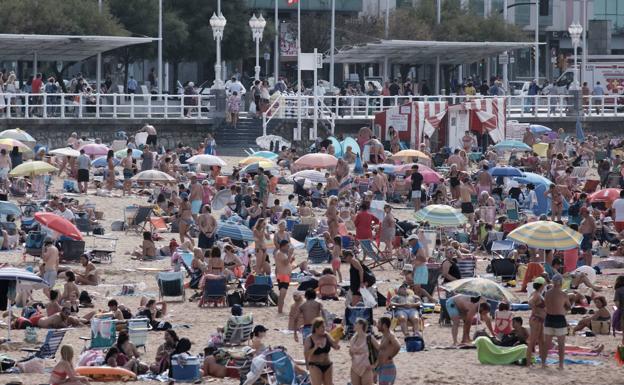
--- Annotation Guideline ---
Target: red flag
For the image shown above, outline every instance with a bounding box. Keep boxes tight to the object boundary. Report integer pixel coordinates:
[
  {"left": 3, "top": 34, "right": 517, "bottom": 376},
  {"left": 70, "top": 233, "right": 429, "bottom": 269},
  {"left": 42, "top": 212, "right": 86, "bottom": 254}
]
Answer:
[{"left": 287, "top": 0, "right": 299, "bottom": 4}]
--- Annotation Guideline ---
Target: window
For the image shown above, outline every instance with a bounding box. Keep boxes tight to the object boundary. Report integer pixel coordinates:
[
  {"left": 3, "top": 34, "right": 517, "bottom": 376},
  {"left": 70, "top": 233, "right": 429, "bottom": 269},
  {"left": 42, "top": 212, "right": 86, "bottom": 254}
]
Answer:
[{"left": 594, "top": 0, "right": 624, "bottom": 29}]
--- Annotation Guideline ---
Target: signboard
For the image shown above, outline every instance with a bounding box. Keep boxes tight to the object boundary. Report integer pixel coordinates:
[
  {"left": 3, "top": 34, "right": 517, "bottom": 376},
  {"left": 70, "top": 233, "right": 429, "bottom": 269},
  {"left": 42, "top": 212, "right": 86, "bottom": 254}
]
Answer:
[
  {"left": 499, "top": 53, "right": 509, "bottom": 65},
  {"left": 506, "top": 120, "right": 529, "bottom": 140},
  {"left": 386, "top": 109, "right": 409, "bottom": 133},
  {"left": 280, "top": 23, "right": 297, "bottom": 57},
  {"left": 300, "top": 53, "right": 323, "bottom": 70}
]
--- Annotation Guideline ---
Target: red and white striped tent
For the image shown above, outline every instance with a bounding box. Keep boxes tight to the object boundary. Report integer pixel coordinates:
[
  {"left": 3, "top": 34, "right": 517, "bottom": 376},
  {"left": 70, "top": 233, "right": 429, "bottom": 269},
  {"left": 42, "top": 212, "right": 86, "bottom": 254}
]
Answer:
[{"left": 374, "top": 97, "right": 506, "bottom": 149}]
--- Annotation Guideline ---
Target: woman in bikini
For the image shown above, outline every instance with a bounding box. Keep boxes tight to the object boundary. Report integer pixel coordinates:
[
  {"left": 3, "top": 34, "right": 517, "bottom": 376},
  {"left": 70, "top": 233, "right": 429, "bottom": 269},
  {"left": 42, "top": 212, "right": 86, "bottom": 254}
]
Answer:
[
  {"left": 526, "top": 278, "right": 547, "bottom": 366},
  {"left": 253, "top": 218, "right": 271, "bottom": 251},
  {"left": 448, "top": 164, "right": 461, "bottom": 200},
  {"left": 545, "top": 184, "right": 564, "bottom": 221},
  {"left": 206, "top": 247, "right": 224, "bottom": 275},
  {"left": 178, "top": 192, "right": 194, "bottom": 245},
  {"left": 49, "top": 345, "right": 91, "bottom": 385},
  {"left": 223, "top": 244, "right": 244, "bottom": 278},
  {"left": 304, "top": 317, "right": 340, "bottom": 385}
]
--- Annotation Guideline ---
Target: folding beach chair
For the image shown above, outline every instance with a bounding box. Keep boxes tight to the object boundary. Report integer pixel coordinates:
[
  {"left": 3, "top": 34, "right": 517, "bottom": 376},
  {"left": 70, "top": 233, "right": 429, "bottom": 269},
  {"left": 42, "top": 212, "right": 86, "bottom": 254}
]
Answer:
[
  {"left": 457, "top": 257, "right": 477, "bottom": 278},
  {"left": 359, "top": 239, "right": 392, "bottom": 269},
  {"left": 199, "top": 276, "right": 227, "bottom": 307},
  {"left": 61, "top": 239, "right": 85, "bottom": 262},
  {"left": 127, "top": 318, "right": 150, "bottom": 352},
  {"left": 421, "top": 264, "right": 441, "bottom": 296},
  {"left": 25, "top": 231, "right": 45, "bottom": 257},
  {"left": 224, "top": 314, "right": 254, "bottom": 346},
  {"left": 490, "top": 240, "right": 515, "bottom": 259},
  {"left": 149, "top": 216, "right": 169, "bottom": 233},
  {"left": 80, "top": 318, "right": 117, "bottom": 350},
  {"left": 75, "top": 217, "right": 93, "bottom": 235},
  {"left": 292, "top": 223, "right": 311, "bottom": 243},
  {"left": 125, "top": 206, "right": 152, "bottom": 234},
  {"left": 244, "top": 275, "right": 272, "bottom": 306},
  {"left": 157, "top": 271, "right": 186, "bottom": 302},
  {"left": 263, "top": 348, "right": 309, "bottom": 385},
  {"left": 306, "top": 237, "right": 331, "bottom": 264},
  {"left": 490, "top": 258, "right": 517, "bottom": 282},
  {"left": 20, "top": 329, "right": 67, "bottom": 362},
  {"left": 344, "top": 305, "right": 373, "bottom": 339}
]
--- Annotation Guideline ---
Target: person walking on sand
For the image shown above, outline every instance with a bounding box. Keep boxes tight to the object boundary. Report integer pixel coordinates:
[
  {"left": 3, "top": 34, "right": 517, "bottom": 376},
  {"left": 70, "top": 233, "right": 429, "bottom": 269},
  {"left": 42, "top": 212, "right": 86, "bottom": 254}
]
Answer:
[
  {"left": 189, "top": 175, "right": 203, "bottom": 222},
  {"left": 375, "top": 316, "right": 400, "bottom": 385},
  {"left": 541, "top": 274, "right": 571, "bottom": 370},
  {"left": 275, "top": 240, "right": 294, "bottom": 314},
  {"left": 349, "top": 318, "right": 374, "bottom": 385},
  {"left": 304, "top": 317, "right": 340, "bottom": 385},
  {"left": 42, "top": 240, "right": 59, "bottom": 299},
  {"left": 76, "top": 149, "right": 90, "bottom": 194},
  {"left": 121, "top": 148, "right": 134, "bottom": 196},
  {"left": 526, "top": 277, "right": 547, "bottom": 366}
]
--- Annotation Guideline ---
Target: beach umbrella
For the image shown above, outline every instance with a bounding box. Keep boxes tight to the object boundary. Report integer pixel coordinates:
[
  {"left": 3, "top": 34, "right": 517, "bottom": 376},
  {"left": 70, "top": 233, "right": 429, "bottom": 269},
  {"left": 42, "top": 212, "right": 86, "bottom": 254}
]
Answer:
[
  {"left": 294, "top": 153, "right": 338, "bottom": 169},
  {"left": 291, "top": 170, "right": 327, "bottom": 183},
  {"left": 186, "top": 154, "right": 227, "bottom": 167},
  {"left": 114, "top": 148, "right": 142, "bottom": 159},
  {"left": 80, "top": 143, "right": 110, "bottom": 156},
  {"left": 256, "top": 135, "right": 291, "bottom": 150},
  {"left": 493, "top": 140, "right": 531, "bottom": 152},
  {"left": 341, "top": 137, "right": 361, "bottom": 156},
  {"left": 91, "top": 156, "right": 120, "bottom": 168},
  {"left": 371, "top": 164, "right": 396, "bottom": 174},
  {"left": 241, "top": 161, "right": 277, "bottom": 175},
  {"left": 513, "top": 172, "right": 552, "bottom": 187},
  {"left": 0, "top": 201, "right": 20, "bottom": 216},
  {"left": 49, "top": 147, "right": 80, "bottom": 158},
  {"left": 0, "top": 138, "right": 32, "bottom": 153},
  {"left": 588, "top": 188, "right": 621, "bottom": 208},
  {"left": 442, "top": 278, "right": 519, "bottom": 303},
  {"left": 414, "top": 205, "right": 467, "bottom": 227},
  {"left": 392, "top": 149, "right": 431, "bottom": 160},
  {"left": 529, "top": 124, "right": 552, "bottom": 134},
  {"left": 489, "top": 166, "right": 523, "bottom": 177},
  {"left": 211, "top": 189, "right": 232, "bottom": 211},
  {"left": 9, "top": 161, "right": 57, "bottom": 177},
  {"left": 131, "top": 170, "right": 176, "bottom": 183},
  {"left": 405, "top": 168, "right": 442, "bottom": 184},
  {"left": 0, "top": 267, "right": 49, "bottom": 341},
  {"left": 239, "top": 156, "right": 269, "bottom": 166},
  {"left": 507, "top": 221, "right": 582, "bottom": 251},
  {"left": 0, "top": 128, "right": 36, "bottom": 146},
  {"left": 251, "top": 151, "right": 279, "bottom": 160},
  {"left": 217, "top": 221, "right": 254, "bottom": 241},
  {"left": 328, "top": 136, "right": 343, "bottom": 158},
  {"left": 34, "top": 212, "right": 83, "bottom": 241}
]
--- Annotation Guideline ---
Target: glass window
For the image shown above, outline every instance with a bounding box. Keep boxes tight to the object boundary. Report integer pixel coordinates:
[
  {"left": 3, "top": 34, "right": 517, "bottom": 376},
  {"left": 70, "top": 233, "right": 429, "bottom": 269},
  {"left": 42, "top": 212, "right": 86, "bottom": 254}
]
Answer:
[
  {"left": 515, "top": 4, "right": 530, "bottom": 25},
  {"left": 607, "top": 0, "right": 617, "bottom": 14},
  {"left": 469, "top": 0, "right": 485, "bottom": 16}
]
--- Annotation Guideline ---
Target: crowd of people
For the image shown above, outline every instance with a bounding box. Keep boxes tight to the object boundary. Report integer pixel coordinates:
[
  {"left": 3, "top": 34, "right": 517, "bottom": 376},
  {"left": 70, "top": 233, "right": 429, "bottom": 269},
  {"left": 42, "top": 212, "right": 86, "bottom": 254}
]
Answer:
[{"left": 0, "top": 119, "right": 622, "bottom": 385}]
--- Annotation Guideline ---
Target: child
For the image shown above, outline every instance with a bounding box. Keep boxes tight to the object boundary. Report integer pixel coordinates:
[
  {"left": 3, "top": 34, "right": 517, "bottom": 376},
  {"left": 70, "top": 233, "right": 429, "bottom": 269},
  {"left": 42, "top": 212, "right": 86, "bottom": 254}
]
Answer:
[
  {"left": 494, "top": 302, "right": 513, "bottom": 338},
  {"left": 49, "top": 345, "right": 91, "bottom": 385},
  {"left": 331, "top": 236, "right": 343, "bottom": 282},
  {"left": 288, "top": 292, "right": 304, "bottom": 336},
  {"left": 311, "top": 183, "right": 323, "bottom": 208}
]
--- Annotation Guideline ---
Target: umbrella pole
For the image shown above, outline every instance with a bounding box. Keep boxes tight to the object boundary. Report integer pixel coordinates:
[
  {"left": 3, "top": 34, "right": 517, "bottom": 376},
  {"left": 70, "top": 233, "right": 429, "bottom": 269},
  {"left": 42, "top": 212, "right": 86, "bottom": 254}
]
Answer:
[{"left": 7, "top": 299, "right": 11, "bottom": 342}]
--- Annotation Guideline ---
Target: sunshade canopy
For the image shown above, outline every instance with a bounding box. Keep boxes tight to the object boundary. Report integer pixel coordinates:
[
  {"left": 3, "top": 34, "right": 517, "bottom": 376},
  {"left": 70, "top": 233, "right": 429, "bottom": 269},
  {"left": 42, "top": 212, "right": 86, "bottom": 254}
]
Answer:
[
  {"left": 0, "top": 34, "right": 158, "bottom": 61},
  {"left": 330, "top": 40, "right": 538, "bottom": 65}
]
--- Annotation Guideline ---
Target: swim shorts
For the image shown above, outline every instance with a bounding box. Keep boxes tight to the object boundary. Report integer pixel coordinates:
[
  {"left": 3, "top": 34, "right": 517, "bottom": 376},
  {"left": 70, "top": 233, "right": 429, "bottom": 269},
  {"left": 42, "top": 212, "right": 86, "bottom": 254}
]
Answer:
[
  {"left": 413, "top": 264, "right": 428, "bottom": 285},
  {"left": 445, "top": 297, "right": 460, "bottom": 319},
  {"left": 544, "top": 314, "right": 568, "bottom": 336}
]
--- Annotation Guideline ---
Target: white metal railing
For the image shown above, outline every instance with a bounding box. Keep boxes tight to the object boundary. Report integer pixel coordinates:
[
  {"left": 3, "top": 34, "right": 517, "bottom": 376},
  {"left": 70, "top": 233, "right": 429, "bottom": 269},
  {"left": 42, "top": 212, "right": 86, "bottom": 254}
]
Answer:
[
  {"left": 0, "top": 92, "right": 216, "bottom": 119},
  {"left": 262, "top": 96, "right": 283, "bottom": 136},
  {"left": 262, "top": 94, "right": 624, "bottom": 121}
]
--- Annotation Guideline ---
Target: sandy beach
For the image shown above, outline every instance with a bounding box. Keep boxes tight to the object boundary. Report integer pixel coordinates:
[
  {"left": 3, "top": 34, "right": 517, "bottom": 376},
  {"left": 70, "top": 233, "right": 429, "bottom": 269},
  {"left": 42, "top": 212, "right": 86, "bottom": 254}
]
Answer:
[{"left": 1, "top": 155, "right": 622, "bottom": 385}]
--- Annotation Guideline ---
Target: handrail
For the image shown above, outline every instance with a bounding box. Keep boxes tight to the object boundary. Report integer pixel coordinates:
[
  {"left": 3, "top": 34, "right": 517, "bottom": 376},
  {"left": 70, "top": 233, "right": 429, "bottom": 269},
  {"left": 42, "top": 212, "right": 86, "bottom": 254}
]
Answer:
[{"left": 261, "top": 96, "right": 283, "bottom": 136}]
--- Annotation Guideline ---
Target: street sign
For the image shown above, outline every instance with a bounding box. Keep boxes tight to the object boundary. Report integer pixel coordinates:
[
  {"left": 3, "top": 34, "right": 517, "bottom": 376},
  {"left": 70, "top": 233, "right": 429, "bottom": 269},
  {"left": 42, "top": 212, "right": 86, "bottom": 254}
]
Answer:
[
  {"left": 509, "top": 57, "right": 515, "bottom": 64},
  {"left": 299, "top": 53, "right": 324, "bottom": 70},
  {"left": 499, "top": 54, "right": 509, "bottom": 65},
  {"left": 263, "top": 53, "right": 271, "bottom": 61}
]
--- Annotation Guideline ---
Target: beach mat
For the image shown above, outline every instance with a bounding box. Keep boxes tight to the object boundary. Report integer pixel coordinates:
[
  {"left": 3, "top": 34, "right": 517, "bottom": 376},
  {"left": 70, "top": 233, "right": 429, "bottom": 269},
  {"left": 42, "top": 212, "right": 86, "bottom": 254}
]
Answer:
[
  {"left": 548, "top": 348, "right": 599, "bottom": 357},
  {"left": 536, "top": 357, "right": 602, "bottom": 366}
]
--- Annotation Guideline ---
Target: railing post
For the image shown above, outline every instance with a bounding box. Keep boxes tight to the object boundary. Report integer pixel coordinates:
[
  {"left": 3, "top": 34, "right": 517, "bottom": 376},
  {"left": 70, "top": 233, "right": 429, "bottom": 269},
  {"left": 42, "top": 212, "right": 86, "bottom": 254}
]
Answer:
[
  {"left": 147, "top": 94, "right": 152, "bottom": 118},
  {"left": 130, "top": 94, "right": 135, "bottom": 118},
  {"left": 164, "top": 96, "right": 168, "bottom": 118},
  {"left": 546, "top": 95, "right": 551, "bottom": 117},
  {"left": 601, "top": 96, "right": 605, "bottom": 117},
  {"left": 24, "top": 94, "right": 29, "bottom": 118},
  {"left": 78, "top": 94, "right": 83, "bottom": 118},
  {"left": 5, "top": 95, "right": 10, "bottom": 119},
  {"left": 60, "top": 95, "right": 65, "bottom": 118},
  {"left": 262, "top": 112, "right": 267, "bottom": 136},
  {"left": 96, "top": 94, "right": 100, "bottom": 118},
  {"left": 113, "top": 94, "right": 118, "bottom": 118},
  {"left": 42, "top": 94, "right": 47, "bottom": 118}
]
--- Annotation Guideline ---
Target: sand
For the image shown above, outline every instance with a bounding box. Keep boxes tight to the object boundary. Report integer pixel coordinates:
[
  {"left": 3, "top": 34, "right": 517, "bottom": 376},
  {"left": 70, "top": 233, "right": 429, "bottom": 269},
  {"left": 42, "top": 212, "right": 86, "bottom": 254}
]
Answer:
[{"left": 2, "top": 155, "right": 622, "bottom": 385}]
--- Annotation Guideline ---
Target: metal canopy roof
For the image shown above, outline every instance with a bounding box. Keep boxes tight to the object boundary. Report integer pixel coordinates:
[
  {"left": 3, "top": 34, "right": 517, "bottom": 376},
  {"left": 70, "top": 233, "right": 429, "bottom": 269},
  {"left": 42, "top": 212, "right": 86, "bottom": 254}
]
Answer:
[
  {"left": 330, "top": 40, "right": 538, "bottom": 64},
  {"left": 0, "top": 34, "right": 158, "bottom": 61}
]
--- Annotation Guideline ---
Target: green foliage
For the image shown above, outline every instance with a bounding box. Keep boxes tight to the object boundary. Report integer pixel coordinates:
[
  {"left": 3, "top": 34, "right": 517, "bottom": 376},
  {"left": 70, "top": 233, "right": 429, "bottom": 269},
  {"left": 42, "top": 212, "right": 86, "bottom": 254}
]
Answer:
[{"left": 0, "top": 0, "right": 125, "bottom": 35}]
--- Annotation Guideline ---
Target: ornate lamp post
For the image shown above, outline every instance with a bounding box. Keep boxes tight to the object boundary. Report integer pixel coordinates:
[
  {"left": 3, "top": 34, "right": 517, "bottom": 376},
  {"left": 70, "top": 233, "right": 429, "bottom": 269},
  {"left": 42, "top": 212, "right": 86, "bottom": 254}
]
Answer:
[
  {"left": 568, "top": 22, "right": 583, "bottom": 91},
  {"left": 210, "top": 11, "right": 227, "bottom": 89},
  {"left": 249, "top": 14, "right": 266, "bottom": 81}
]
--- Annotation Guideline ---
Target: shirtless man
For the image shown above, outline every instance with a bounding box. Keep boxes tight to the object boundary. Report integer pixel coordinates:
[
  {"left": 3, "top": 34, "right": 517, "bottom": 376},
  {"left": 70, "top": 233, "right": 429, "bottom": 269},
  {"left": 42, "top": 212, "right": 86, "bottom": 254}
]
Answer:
[
  {"left": 42, "top": 240, "right": 59, "bottom": 298},
  {"left": 325, "top": 173, "right": 339, "bottom": 197},
  {"left": 541, "top": 274, "right": 571, "bottom": 370},
  {"left": 544, "top": 184, "right": 564, "bottom": 221},
  {"left": 294, "top": 288, "right": 323, "bottom": 342},
  {"left": 578, "top": 207, "right": 596, "bottom": 267},
  {"left": 197, "top": 205, "right": 217, "bottom": 250},
  {"left": 288, "top": 292, "right": 304, "bottom": 333},
  {"left": 46, "top": 290, "right": 62, "bottom": 316},
  {"left": 0, "top": 148, "right": 12, "bottom": 188},
  {"left": 374, "top": 316, "right": 400, "bottom": 385},
  {"left": 477, "top": 164, "right": 493, "bottom": 194},
  {"left": 522, "top": 126, "right": 535, "bottom": 147},
  {"left": 275, "top": 240, "right": 294, "bottom": 314},
  {"left": 446, "top": 294, "right": 482, "bottom": 345},
  {"left": 189, "top": 176, "right": 204, "bottom": 221},
  {"left": 15, "top": 306, "right": 88, "bottom": 329},
  {"left": 121, "top": 149, "right": 134, "bottom": 196},
  {"left": 461, "top": 131, "right": 474, "bottom": 153},
  {"left": 371, "top": 170, "right": 386, "bottom": 201},
  {"left": 459, "top": 176, "right": 476, "bottom": 227},
  {"left": 74, "top": 254, "right": 99, "bottom": 286}
]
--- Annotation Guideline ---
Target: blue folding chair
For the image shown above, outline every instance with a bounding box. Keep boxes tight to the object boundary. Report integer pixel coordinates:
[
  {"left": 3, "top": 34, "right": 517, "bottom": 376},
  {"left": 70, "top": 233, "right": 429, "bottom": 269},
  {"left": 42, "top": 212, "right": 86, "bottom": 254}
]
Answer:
[
  {"left": 199, "top": 277, "right": 227, "bottom": 307},
  {"left": 244, "top": 275, "right": 273, "bottom": 306},
  {"left": 20, "top": 329, "right": 67, "bottom": 361},
  {"left": 157, "top": 271, "right": 186, "bottom": 302},
  {"left": 80, "top": 318, "right": 117, "bottom": 350}
]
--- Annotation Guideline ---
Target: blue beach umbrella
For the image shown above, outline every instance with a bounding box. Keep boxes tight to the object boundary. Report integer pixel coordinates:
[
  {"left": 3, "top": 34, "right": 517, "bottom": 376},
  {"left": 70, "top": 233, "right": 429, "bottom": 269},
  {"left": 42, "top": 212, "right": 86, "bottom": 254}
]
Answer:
[
  {"left": 251, "top": 151, "right": 279, "bottom": 160},
  {"left": 91, "top": 156, "right": 120, "bottom": 168},
  {"left": 217, "top": 221, "right": 254, "bottom": 241},
  {"left": 529, "top": 124, "right": 552, "bottom": 134},
  {"left": 489, "top": 166, "right": 523, "bottom": 177},
  {"left": 493, "top": 140, "right": 531, "bottom": 152}
]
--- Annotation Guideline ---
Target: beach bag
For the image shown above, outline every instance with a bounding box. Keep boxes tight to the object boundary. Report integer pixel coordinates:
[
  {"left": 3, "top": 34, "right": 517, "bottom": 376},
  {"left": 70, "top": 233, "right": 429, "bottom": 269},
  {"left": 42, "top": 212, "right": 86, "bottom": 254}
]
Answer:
[
  {"left": 360, "top": 287, "right": 377, "bottom": 308},
  {"left": 111, "top": 221, "right": 125, "bottom": 231},
  {"left": 367, "top": 335, "right": 378, "bottom": 365},
  {"left": 405, "top": 335, "right": 425, "bottom": 352},
  {"left": 0, "top": 356, "right": 15, "bottom": 371},
  {"left": 79, "top": 291, "right": 92, "bottom": 306}
]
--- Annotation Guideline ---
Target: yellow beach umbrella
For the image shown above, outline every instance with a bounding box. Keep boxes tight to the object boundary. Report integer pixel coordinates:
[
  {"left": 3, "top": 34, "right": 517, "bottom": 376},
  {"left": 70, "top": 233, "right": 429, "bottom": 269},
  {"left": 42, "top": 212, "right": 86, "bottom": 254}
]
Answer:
[
  {"left": 10, "top": 161, "right": 58, "bottom": 177},
  {"left": 507, "top": 220, "right": 583, "bottom": 251},
  {"left": 239, "top": 156, "right": 268, "bottom": 166},
  {"left": 392, "top": 149, "right": 430, "bottom": 159},
  {"left": 0, "top": 138, "right": 32, "bottom": 153}
]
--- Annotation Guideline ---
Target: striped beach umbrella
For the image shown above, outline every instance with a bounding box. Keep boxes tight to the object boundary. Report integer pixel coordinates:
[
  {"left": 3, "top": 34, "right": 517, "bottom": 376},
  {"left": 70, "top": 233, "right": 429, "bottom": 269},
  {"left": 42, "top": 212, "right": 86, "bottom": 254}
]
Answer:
[
  {"left": 251, "top": 151, "right": 279, "bottom": 160},
  {"left": 131, "top": 170, "right": 176, "bottom": 183},
  {"left": 493, "top": 140, "right": 531, "bottom": 152},
  {"left": 442, "top": 278, "right": 519, "bottom": 302},
  {"left": 507, "top": 220, "right": 582, "bottom": 250},
  {"left": 0, "top": 128, "right": 36, "bottom": 146},
  {"left": 9, "top": 161, "right": 57, "bottom": 177},
  {"left": 217, "top": 221, "right": 254, "bottom": 241},
  {"left": 414, "top": 204, "right": 467, "bottom": 227},
  {"left": 291, "top": 170, "right": 327, "bottom": 183},
  {"left": 186, "top": 154, "right": 227, "bottom": 167}
]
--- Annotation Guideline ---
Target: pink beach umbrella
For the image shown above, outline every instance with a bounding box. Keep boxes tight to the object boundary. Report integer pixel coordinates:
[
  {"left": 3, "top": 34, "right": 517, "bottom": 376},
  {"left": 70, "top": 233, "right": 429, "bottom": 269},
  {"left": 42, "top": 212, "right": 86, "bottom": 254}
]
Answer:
[
  {"left": 80, "top": 143, "right": 110, "bottom": 156},
  {"left": 294, "top": 153, "right": 338, "bottom": 169}
]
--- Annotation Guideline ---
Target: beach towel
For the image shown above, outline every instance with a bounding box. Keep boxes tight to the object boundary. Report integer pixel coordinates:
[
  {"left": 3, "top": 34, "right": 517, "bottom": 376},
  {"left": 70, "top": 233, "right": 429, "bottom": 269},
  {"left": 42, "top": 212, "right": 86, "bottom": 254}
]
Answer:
[
  {"left": 547, "top": 347, "right": 598, "bottom": 357},
  {"left": 474, "top": 336, "right": 527, "bottom": 365},
  {"left": 536, "top": 358, "right": 602, "bottom": 366}
]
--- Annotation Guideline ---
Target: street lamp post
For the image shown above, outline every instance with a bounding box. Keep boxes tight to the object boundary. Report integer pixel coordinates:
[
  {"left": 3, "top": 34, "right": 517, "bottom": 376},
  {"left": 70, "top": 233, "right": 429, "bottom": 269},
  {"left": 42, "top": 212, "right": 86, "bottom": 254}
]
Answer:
[
  {"left": 210, "top": 11, "right": 227, "bottom": 89},
  {"left": 249, "top": 14, "right": 266, "bottom": 81},
  {"left": 568, "top": 22, "right": 583, "bottom": 91}
]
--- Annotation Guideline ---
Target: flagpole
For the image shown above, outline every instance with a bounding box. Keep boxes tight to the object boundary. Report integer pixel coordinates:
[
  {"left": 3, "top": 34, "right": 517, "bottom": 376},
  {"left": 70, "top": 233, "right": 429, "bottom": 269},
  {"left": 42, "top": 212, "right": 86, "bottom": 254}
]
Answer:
[{"left": 297, "top": 0, "right": 302, "bottom": 141}]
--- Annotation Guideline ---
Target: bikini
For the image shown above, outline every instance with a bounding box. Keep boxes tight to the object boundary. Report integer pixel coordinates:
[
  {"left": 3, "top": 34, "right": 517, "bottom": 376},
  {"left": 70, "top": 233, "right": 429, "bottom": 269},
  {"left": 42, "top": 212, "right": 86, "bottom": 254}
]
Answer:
[
  {"left": 530, "top": 296, "right": 546, "bottom": 323},
  {"left": 308, "top": 335, "right": 332, "bottom": 373},
  {"left": 50, "top": 369, "right": 68, "bottom": 385}
]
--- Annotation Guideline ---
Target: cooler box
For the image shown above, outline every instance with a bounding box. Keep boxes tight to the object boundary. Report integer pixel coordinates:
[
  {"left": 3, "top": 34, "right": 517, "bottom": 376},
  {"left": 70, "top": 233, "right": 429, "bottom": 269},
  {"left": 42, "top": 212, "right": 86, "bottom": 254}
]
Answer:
[{"left": 171, "top": 354, "right": 200, "bottom": 382}]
